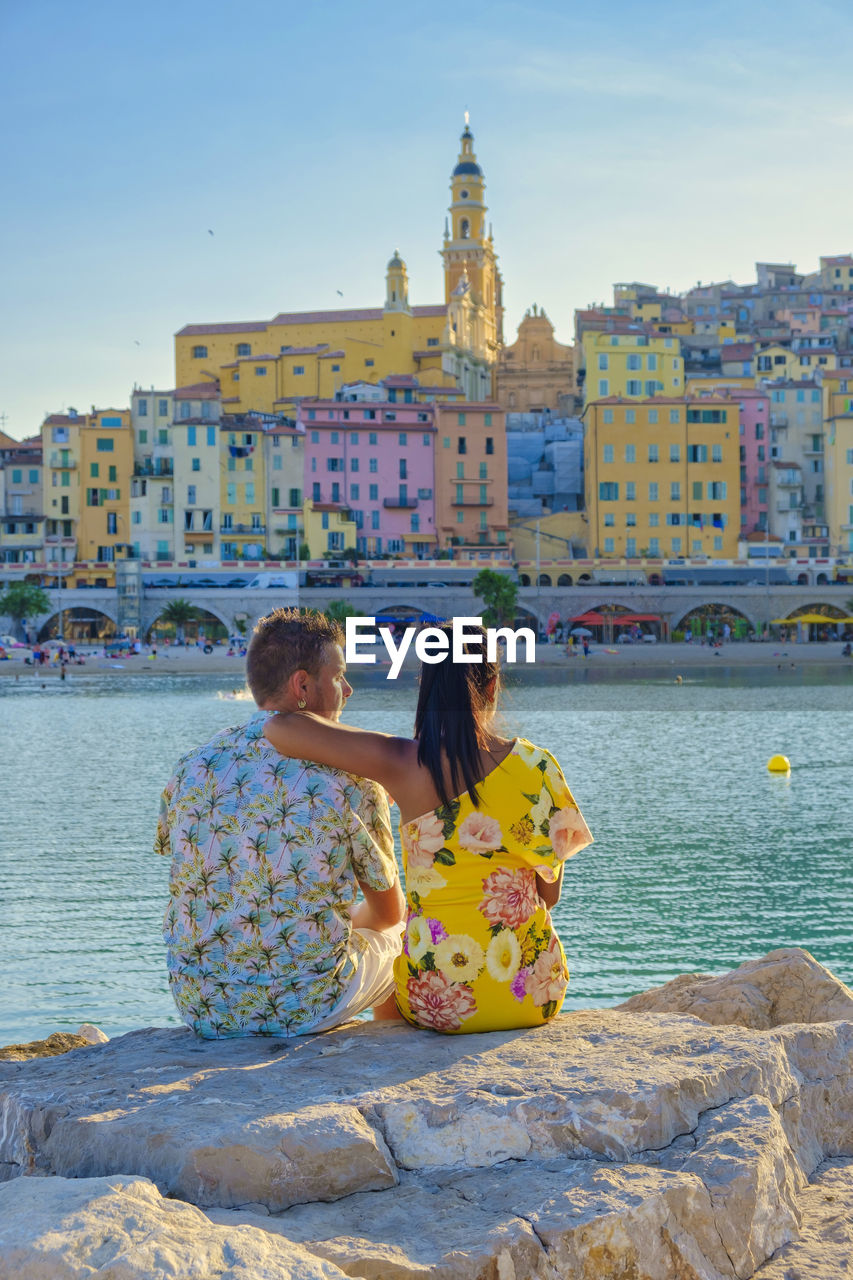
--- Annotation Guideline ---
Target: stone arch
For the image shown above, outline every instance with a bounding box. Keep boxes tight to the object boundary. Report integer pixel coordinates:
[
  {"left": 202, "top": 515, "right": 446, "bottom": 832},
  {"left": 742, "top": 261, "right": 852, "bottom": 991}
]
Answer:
[
  {"left": 673, "top": 601, "right": 756, "bottom": 639},
  {"left": 143, "top": 601, "right": 233, "bottom": 644},
  {"left": 784, "top": 602, "right": 847, "bottom": 620},
  {"left": 519, "top": 572, "right": 531, "bottom": 587},
  {"left": 557, "top": 573, "right": 573, "bottom": 586},
  {"left": 38, "top": 606, "right": 118, "bottom": 642},
  {"left": 537, "top": 573, "right": 552, "bottom": 587}
]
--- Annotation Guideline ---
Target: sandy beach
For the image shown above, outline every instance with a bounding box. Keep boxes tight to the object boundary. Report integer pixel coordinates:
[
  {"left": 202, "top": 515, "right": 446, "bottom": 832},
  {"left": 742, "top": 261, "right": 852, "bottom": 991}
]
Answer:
[{"left": 2, "top": 638, "right": 852, "bottom": 682}]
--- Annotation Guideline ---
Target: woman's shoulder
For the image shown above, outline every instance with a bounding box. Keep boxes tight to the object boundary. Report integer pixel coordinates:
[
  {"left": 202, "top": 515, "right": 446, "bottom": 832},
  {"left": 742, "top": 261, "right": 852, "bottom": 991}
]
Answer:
[{"left": 511, "top": 737, "right": 564, "bottom": 775}]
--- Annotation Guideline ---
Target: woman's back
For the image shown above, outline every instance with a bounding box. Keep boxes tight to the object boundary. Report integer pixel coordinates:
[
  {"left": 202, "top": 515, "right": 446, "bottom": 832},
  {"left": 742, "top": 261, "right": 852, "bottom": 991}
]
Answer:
[{"left": 394, "top": 737, "right": 592, "bottom": 1034}]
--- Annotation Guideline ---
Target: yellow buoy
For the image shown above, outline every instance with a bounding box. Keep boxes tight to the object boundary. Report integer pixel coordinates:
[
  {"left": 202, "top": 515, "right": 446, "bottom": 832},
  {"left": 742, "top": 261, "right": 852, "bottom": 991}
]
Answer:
[{"left": 767, "top": 754, "right": 791, "bottom": 773}]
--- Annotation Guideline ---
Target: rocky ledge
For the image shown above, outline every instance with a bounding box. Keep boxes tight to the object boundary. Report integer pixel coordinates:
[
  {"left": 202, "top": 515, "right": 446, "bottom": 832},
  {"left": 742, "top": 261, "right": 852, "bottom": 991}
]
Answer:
[{"left": 1, "top": 947, "right": 852, "bottom": 1279}]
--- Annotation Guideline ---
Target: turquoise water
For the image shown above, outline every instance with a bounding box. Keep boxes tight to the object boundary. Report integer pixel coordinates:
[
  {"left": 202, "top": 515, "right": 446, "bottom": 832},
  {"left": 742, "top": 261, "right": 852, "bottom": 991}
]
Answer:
[{"left": 1, "top": 669, "right": 851, "bottom": 1042}]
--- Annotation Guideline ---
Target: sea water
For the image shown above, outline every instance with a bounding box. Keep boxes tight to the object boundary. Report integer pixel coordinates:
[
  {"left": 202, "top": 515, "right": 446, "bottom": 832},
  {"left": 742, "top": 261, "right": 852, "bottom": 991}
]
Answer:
[{"left": 1, "top": 669, "right": 851, "bottom": 1041}]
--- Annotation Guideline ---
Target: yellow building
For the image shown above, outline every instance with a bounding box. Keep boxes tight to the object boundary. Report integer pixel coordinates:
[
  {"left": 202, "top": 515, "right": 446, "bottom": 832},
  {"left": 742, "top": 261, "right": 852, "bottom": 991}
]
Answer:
[
  {"left": 686, "top": 375, "right": 754, "bottom": 396},
  {"left": 41, "top": 408, "right": 132, "bottom": 581},
  {"left": 219, "top": 421, "right": 268, "bottom": 561},
  {"left": 302, "top": 499, "right": 358, "bottom": 559},
  {"left": 584, "top": 397, "right": 741, "bottom": 559},
  {"left": 822, "top": 371, "right": 853, "bottom": 554},
  {"left": 580, "top": 332, "right": 684, "bottom": 405},
  {"left": 174, "top": 123, "right": 502, "bottom": 411}
]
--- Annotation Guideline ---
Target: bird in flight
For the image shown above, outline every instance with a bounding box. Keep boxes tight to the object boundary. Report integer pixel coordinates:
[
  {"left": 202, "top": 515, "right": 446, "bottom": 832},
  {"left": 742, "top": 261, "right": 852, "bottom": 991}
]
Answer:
[
  {"left": 336, "top": 290, "right": 344, "bottom": 297},
  {"left": 208, "top": 229, "right": 215, "bottom": 236}
]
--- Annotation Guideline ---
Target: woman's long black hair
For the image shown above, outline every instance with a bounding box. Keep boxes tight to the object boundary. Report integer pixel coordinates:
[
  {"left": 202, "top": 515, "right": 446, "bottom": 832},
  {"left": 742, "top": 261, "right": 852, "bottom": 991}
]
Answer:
[{"left": 414, "top": 623, "right": 500, "bottom": 810}]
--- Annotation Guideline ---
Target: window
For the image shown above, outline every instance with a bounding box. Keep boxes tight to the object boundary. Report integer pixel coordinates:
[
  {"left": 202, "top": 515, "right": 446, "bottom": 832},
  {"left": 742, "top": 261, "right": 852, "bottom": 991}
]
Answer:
[
  {"left": 426, "top": 337, "right": 439, "bottom": 347},
  {"left": 484, "top": 414, "right": 492, "bottom": 427},
  {"left": 456, "top": 462, "right": 464, "bottom": 479},
  {"left": 89, "top": 462, "right": 99, "bottom": 478},
  {"left": 670, "top": 482, "right": 681, "bottom": 501},
  {"left": 626, "top": 537, "right": 637, "bottom": 556},
  {"left": 669, "top": 409, "right": 680, "bottom": 424},
  {"left": 398, "top": 431, "right": 407, "bottom": 445},
  {"left": 457, "top": 413, "right": 467, "bottom": 426},
  {"left": 245, "top": 457, "right": 253, "bottom": 472},
  {"left": 245, "top": 483, "right": 255, "bottom": 503},
  {"left": 60, "top": 472, "right": 70, "bottom": 487},
  {"left": 138, "top": 429, "right": 148, "bottom": 444},
  {"left": 707, "top": 482, "right": 727, "bottom": 500},
  {"left": 479, "top": 462, "right": 488, "bottom": 479},
  {"left": 159, "top": 399, "right": 169, "bottom": 417},
  {"left": 485, "top": 437, "right": 494, "bottom": 455},
  {"left": 365, "top": 359, "right": 374, "bottom": 368},
  {"left": 626, "top": 512, "right": 636, "bottom": 527},
  {"left": 456, "top": 484, "right": 465, "bottom": 504},
  {"left": 479, "top": 484, "right": 488, "bottom": 503},
  {"left": 625, "top": 409, "right": 636, "bottom": 424},
  {"left": 179, "top": 403, "right": 191, "bottom": 420},
  {"left": 207, "top": 426, "right": 216, "bottom": 446},
  {"left": 369, "top": 432, "right": 378, "bottom": 444},
  {"left": 96, "top": 438, "right": 114, "bottom": 452},
  {"left": 226, "top": 483, "right": 236, "bottom": 504},
  {"left": 186, "top": 426, "right": 196, "bottom": 447},
  {"left": 350, "top": 432, "right": 359, "bottom": 445},
  {"left": 667, "top": 513, "right": 683, "bottom": 526},
  {"left": 132, "top": 510, "right": 141, "bottom": 525},
  {"left": 273, "top": 455, "right": 282, "bottom": 471},
  {"left": 372, "top": 510, "right": 380, "bottom": 529},
  {"left": 369, "top": 484, "right": 378, "bottom": 500},
  {"left": 648, "top": 443, "right": 659, "bottom": 463},
  {"left": 625, "top": 482, "right": 636, "bottom": 501},
  {"left": 350, "top": 484, "right": 359, "bottom": 500},
  {"left": 626, "top": 380, "right": 642, "bottom": 395},
  {"left": 458, "top": 437, "right": 467, "bottom": 454},
  {"left": 687, "top": 445, "right": 708, "bottom": 463},
  {"left": 255, "top": 367, "right": 267, "bottom": 377},
  {"left": 602, "top": 408, "right": 614, "bottom": 424},
  {"left": 647, "top": 354, "right": 658, "bottom": 371},
  {"left": 627, "top": 354, "right": 641, "bottom": 371},
  {"left": 625, "top": 444, "right": 636, "bottom": 463},
  {"left": 350, "top": 456, "right": 360, "bottom": 472},
  {"left": 187, "top": 484, "right": 197, "bottom": 505},
  {"left": 603, "top": 444, "right": 614, "bottom": 463},
  {"left": 603, "top": 537, "right": 615, "bottom": 553},
  {"left": 671, "top": 537, "right": 682, "bottom": 553},
  {"left": 648, "top": 537, "right": 659, "bottom": 555},
  {"left": 158, "top": 508, "right": 172, "bottom": 524},
  {"left": 271, "top": 486, "right": 280, "bottom": 508},
  {"left": 670, "top": 444, "right": 681, "bottom": 462},
  {"left": 289, "top": 487, "right": 301, "bottom": 506},
  {"left": 237, "top": 343, "right": 251, "bottom": 357},
  {"left": 399, "top": 459, "right": 407, "bottom": 480},
  {"left": 649, "top": 512, "right": 659, "bottom": 527},
  {"left": 443, "top": 437, "right": 450, "bottom": 448},
  {"left": 137, "top": 399, "right": 148, "bottom": 417},
  {"left": 598, "top": 354, "right": 609, "bottom": 371},
  {"left": 192, "top": 345, "right": 207, "bottom": 358},
  {"left": 321, "top": 513, "right": 329, "bottom": 530},
  {"left": 649, "top": 481, "right": 659, "bottom": 501},
  {"left": 312, "top": 482, "right": 321, "bottom": 501},
  {"left": 598, "top": 380, "right": 609, "bottom": 396},
  {"left": 599, "top": 482, "right": 619, "bottom": 500},
  {"left": 712, "top": 444, "right": 722, "bottom": 462}
]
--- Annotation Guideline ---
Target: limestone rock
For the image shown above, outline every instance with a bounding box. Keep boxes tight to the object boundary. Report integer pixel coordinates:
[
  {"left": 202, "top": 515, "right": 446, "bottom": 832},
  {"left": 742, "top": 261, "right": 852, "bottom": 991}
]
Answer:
[
  {"left": 0, "top": 1173, "right": 348, "bottom": 1279},
  {"left": 754, "top": 1158, "right": 853, "bottom": 1279},
  {"left": 76, "top": 1023, "right": 109, "bottom": 1044},
  {"left": 617, "top": 948, "right": 853, "bottom": 1029},
  {"left": 0, "top": 1032, "right": 92, "bottom": 1062}
]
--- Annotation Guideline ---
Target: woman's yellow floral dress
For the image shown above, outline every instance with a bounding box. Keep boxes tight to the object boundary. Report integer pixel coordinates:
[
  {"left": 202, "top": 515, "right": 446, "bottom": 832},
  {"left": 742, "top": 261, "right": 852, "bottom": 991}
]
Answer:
[{"left": 394, "top": 738, "right": 592, "bottom": 1033}]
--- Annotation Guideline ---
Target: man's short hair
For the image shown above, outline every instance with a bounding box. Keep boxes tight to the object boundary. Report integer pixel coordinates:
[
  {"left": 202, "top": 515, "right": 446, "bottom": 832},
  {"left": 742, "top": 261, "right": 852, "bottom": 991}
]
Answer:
[{"left": 246, "top": 608, "right": 343, "bottom": 705}]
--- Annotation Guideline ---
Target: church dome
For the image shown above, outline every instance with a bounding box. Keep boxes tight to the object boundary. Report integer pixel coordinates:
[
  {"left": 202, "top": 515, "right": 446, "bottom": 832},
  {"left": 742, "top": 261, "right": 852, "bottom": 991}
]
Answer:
[
  {"left": 387, "top": 250, "right": 405, "bottom": 269},
  {"left": 453, "top": 161, "right": 482, "bottom": 177}
]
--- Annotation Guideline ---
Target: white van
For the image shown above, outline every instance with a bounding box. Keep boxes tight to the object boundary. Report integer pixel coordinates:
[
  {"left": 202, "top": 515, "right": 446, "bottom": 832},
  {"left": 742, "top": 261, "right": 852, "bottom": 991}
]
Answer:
[{"left": 246, "top": 572, "right": 299, "bottom": 590}]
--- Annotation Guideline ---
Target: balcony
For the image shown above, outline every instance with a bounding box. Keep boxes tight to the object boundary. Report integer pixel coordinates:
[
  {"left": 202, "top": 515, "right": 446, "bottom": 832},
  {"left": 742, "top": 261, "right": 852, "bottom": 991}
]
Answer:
[
  {"left": 45, "top": 534, "right": 76, "bottom": 545},
  {"left": 383, "top": 496, "right": 418, "bottom": 509},
  {"left": 769, "top": 414, "right": 788, "bottom": 428},
  {"left": 49, "top": 453, "right": 77, "bottom": 469},
  {"left": 777, "top": 501, "right": 803, "bottom": 513},
  {"left": 133, "top": 461, "right": 174, "bottom": 478},
  {"left": 802, "top": 444, "right": 824, "bottom": 456},
  {"left": 183, "top": 528, "right": 215, "bottom": 538},
  {"left": 220, "top": 523, "right": 266, "bottom": 535},
  {"left": 776, "top": 475, "right": 802, "bottom": 488},
  {"left": 451, "top": 498, "right": 495, "bottom": 507}
]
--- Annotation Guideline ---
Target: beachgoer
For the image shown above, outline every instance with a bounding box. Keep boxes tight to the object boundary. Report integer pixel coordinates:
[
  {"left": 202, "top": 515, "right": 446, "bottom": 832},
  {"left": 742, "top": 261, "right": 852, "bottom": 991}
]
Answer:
[
  {"left": 156, "top": 608, "right": 404, "bottom": 1038},
  {"left": 264, "top": 622, "right": 593, "bottom": 1035},
  {"left": 582, "top": 637, "right": 590, "bottom": 658}
]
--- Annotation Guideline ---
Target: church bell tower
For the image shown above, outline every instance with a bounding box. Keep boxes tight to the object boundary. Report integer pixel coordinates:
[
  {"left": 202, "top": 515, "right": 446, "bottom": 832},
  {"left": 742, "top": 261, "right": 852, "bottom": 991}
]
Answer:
[{"left": 441, "top": 116, "right": 503, "bottom": 352}]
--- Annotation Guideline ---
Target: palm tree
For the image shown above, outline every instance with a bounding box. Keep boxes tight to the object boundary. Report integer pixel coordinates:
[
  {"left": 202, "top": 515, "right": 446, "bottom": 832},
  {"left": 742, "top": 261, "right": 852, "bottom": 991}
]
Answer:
[
  {"left": 325, "top": 599, "right": 358, "bottom": 625},
  {"left": 158, "top": 598, "right": 199, "bottom": 644}
]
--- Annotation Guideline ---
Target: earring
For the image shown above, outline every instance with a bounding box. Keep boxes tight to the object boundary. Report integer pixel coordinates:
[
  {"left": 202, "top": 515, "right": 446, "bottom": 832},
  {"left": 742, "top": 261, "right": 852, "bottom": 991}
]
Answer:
[{"left": 297, "top": 699, "right": 307, "bottom": 709}]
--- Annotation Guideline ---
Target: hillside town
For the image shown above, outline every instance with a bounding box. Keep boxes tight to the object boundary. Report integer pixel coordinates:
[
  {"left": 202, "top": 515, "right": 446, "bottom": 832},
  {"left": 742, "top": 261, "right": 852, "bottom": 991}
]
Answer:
[{"left": 3, "top": 122, "right": 853, "bottom": 625}]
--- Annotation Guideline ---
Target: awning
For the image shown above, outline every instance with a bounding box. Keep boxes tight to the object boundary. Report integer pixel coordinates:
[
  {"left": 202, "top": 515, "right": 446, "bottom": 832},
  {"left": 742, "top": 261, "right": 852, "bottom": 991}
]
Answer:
[
  {"left": 611, "top": 613, "right": 661, "bottom": 624},
  {"left": 771, "top": 613, "right": 845, "bottom": 625},
  {"left": 570, "top": 611, "right": 607, "bottom": 625}
]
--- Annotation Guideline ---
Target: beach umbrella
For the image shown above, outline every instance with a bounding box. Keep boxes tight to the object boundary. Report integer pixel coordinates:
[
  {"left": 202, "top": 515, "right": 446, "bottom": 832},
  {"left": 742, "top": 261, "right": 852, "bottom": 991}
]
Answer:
[{"left": 570, "top": 626, "right": 593, "bottom": 637}]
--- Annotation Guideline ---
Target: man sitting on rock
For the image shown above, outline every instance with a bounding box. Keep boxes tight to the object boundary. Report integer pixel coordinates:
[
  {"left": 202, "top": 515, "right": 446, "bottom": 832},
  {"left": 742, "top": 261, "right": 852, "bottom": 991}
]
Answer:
[{"left": 156, "top": 608, "right": 404, "bottom": 1037}]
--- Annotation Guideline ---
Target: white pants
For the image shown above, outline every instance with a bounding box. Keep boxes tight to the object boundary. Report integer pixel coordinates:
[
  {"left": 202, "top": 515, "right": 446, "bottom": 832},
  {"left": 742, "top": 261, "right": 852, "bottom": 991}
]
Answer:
[{"left": 308, "top": 925, "right": 402, "bottom": 1033}]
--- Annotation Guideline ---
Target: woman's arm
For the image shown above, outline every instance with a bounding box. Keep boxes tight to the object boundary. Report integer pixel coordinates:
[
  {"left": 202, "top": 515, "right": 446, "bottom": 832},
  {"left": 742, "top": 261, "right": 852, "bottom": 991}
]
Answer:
[
  {"left": 264, "top": 712, "right": 410, "bottom": 794},
  {"left": 536, "top": 865, "right": 564, "bottom": 909}
]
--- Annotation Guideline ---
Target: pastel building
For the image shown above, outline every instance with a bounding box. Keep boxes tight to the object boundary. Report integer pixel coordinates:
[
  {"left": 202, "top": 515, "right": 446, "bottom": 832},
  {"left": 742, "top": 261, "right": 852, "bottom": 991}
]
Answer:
[
  {"left": 298, "top": 397, "right": 438, "bottom": 558},
  {"left": 822, "top": 371, "right": 853, "bottom": 554},
  {"left": 580, "top": 332, "right": 684, "bottom": 405},
  {"left": 0, "top": 437, "right": 44, "bottom": 565},
  {"left": 764, "top": 381, "right": 825, "bottom": 531},
  {"left": 710, "top": 387, "right": 770, "bottom": 534},
  {"left": 584, "top": 397, "right": 741, "bottom": 559},
  {"left": 220, "top": 418, "right": 267, "bottom": 561},
  {"left": 432, "top": 402, "right": 509, "bottom": 552},
  {"left": 263, "top": 423, "right": 304, "bottom": 560}
]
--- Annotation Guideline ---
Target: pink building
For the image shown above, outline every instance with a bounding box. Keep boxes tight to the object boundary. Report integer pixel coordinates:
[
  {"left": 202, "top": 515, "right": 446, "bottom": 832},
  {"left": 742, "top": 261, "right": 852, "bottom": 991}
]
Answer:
[
  {"left": 715, "top": 387, "right": 770, "bottom": 534},
  {"left": 298, "top": 394, "right": 438, "bottom": 557}
]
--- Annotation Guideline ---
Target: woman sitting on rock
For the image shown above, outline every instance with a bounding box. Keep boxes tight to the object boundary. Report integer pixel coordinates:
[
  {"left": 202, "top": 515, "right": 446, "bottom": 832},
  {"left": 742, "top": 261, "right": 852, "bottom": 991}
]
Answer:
[{"left": 264, "top": 622, "right": 593, "bottom": 1034}]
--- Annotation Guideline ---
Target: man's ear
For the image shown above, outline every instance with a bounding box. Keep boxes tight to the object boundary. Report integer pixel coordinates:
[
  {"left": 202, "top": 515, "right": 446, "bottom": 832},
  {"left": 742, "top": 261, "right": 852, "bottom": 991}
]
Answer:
[{"left": 287, "top": 667, "right": 312, "bottom": 705}]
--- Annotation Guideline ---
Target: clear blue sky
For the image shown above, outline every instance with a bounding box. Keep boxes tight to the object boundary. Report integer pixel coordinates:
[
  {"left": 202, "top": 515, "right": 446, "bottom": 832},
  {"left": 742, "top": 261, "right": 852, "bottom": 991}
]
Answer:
[{"left": 3, "top": 0, "right": 852, "bottom": 439}]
